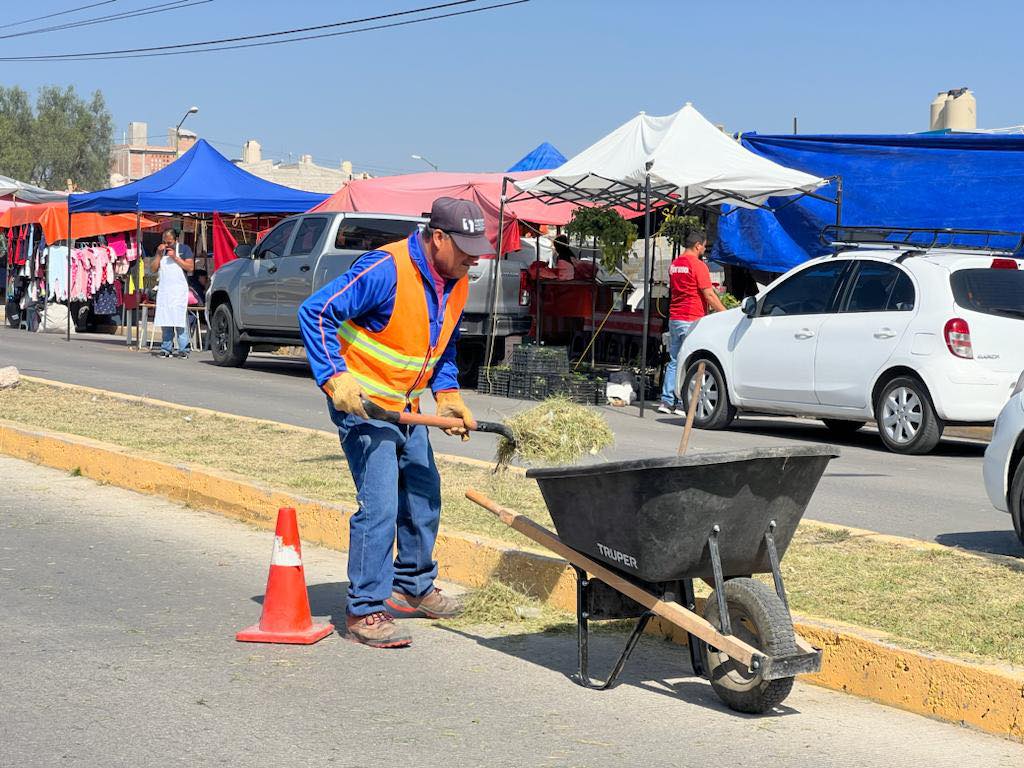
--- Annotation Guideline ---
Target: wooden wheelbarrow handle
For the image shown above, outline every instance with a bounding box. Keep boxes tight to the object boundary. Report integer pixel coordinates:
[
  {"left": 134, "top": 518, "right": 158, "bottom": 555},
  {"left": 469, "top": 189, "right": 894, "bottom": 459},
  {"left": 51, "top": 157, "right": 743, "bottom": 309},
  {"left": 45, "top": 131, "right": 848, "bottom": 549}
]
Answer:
[{"left": 362, "top": 400, "right": 515, "bottom": 444}]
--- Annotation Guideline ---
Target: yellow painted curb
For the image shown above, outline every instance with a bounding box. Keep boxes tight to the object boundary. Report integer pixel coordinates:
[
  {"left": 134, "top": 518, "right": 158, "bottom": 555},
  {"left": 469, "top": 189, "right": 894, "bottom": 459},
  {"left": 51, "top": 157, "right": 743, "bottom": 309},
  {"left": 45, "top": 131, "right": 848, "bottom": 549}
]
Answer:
[{"left": 1, "top": 418, "right": 1022, "bottom": 740}]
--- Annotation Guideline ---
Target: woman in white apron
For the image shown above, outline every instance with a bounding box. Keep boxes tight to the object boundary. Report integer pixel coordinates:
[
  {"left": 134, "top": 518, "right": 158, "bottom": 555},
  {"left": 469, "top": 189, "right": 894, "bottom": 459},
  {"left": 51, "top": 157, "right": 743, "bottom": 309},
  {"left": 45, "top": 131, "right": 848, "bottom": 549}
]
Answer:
[{"left": 149, "top": 228, "right": 195, "bottom": 358}]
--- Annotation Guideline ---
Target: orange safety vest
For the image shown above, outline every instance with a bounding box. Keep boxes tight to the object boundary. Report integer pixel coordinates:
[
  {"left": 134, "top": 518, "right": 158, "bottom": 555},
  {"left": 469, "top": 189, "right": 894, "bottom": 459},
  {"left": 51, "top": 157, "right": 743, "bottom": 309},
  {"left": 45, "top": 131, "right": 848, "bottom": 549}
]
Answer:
[{"left": 337, "top": 237, "right": 468, "bottom": 412}]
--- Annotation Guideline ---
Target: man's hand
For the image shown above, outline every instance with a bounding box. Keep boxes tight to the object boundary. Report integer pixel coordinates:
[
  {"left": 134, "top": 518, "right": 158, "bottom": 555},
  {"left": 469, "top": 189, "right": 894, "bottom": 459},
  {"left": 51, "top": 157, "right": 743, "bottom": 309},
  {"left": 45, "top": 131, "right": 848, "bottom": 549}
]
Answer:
[
  {"left": 326, "top": 372, "right": 368, "bottom": 419},
  {"left": 435, "top": 390, "right": 474, "bottom": 441}
]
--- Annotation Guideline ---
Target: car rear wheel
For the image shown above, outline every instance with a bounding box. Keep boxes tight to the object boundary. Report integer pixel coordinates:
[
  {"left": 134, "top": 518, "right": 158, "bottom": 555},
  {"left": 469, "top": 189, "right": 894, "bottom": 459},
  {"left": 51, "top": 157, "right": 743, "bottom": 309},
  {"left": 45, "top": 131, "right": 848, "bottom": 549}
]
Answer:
[
  {"left": 1011, "top": 458, "right": 1024, "bottom": 547},
  {"left": 210, "top": 304, "right": 250, "bottom": 367},
  {"left": 682, "top": 358, "right": 736, "bottom": 430},
  {"left": 874, "top": 376, "right": 943, "bottom": 454},
  {"left": 821, "top": 419, "right": 866, "bottom": 437}
]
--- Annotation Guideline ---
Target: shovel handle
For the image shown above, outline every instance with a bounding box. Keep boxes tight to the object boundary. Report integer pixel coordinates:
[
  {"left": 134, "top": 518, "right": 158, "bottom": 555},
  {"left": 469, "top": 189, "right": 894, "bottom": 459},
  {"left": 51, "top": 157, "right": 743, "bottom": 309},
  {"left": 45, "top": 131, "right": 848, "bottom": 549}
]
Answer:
[{"left": 362, "top": 400, "right": 515, "bottom": 443}]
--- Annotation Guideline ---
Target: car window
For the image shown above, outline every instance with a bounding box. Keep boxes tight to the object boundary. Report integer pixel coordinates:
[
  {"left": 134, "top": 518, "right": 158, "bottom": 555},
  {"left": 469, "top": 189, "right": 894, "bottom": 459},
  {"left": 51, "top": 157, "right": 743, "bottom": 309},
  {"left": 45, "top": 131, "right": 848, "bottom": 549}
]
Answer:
[
  {"left": 289, "top": 217, "right": 328, "bottom": 256},
  {"left": 844, "top": 262, "right": 915, "bottom": 313},
  {"left": 335, "top": 218, "right": 421, "bottom": 251},
  {"left": 950, "top": 268, "right": 1024, "bottom": 320},
  {"left": 256, "top": 220, "right": 296, "bottom": 259},
  {"left": 761, "top": 261, "right": 849, "bottom": 317}
]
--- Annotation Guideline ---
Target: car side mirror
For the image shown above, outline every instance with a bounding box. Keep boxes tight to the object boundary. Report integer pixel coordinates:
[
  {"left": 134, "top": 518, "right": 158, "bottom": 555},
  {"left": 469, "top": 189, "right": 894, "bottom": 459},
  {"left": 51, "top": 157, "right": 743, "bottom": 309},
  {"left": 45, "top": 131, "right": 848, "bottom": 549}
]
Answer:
[
  {"left": 236, "top": 244, "right": 254, "bottom": 259},
  {"left": 741, "top": 296, "right": 758, "bottom": 318}
]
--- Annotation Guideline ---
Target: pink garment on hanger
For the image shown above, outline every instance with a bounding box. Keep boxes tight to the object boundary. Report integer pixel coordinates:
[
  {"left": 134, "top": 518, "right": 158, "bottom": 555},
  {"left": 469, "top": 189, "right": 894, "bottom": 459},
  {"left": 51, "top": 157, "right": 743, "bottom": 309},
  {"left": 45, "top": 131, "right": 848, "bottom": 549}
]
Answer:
[{"left": 108, "top": 233, "right": 128, "bottom": 257}]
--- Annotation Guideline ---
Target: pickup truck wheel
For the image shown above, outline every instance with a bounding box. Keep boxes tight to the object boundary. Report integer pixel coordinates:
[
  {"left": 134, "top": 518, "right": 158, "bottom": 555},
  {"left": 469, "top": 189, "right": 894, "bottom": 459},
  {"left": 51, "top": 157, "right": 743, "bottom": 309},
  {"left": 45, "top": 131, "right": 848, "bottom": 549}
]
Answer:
[
  {"left": 1011, "top": 458, "right": 1024, "bottom": 547},
  {"left": 210, "top": 304, "right": 249, "bottom": 367}
]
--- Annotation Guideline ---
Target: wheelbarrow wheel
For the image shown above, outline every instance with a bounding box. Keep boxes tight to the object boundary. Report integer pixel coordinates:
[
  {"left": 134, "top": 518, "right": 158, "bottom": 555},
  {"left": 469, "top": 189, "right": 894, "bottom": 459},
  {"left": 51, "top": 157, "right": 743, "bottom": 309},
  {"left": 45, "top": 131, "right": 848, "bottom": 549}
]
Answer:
[{"left": 702, "top": 578, "right": 797, "bottom": 714}]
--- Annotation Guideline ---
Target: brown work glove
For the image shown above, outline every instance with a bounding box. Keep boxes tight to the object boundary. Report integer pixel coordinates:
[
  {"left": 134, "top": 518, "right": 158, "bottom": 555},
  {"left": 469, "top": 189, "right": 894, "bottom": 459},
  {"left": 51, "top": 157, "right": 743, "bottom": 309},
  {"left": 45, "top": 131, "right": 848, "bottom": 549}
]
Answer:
[
  {"left": 325, "top": 372, "right": 368, "bottom": 419},
  {"left": 435, "top": 390, "right": 474, "bottom": 441}
]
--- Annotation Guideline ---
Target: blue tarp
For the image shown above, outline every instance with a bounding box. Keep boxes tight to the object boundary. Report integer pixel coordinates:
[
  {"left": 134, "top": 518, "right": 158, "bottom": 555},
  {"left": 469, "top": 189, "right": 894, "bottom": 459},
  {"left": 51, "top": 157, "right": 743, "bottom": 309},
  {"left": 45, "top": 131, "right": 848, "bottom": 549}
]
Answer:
[
  {"left": 69, "top": 139, "right": 328, "bottom": 213},
  {"left": 506, "top": 141, "right": 567, "bottom": 172},
  {"left": 715, "top": 133, "right": 1024, "bottom": 273}
]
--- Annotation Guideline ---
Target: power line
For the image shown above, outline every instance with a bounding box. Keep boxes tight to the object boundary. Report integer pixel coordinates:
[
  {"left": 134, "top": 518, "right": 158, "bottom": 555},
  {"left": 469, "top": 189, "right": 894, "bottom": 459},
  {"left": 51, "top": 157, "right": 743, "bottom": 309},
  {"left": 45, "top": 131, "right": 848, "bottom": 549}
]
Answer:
[
  {"left": 0, "top": 1, "right": 208, "bottom": 42},
  {"left": 0, "top": 0, "right": 526, "bottom": 62},
  {"left": 0, "top": 1, "right": 119, "bottom": 30}
]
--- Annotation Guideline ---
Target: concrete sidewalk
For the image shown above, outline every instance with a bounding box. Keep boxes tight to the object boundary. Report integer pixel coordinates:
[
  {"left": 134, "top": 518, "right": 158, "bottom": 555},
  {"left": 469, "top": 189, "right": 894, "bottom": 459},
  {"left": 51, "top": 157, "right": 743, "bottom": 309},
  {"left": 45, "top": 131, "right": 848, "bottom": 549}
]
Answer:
[{"left": 2, "top": 455, "right": 1021, "bottom": 767}]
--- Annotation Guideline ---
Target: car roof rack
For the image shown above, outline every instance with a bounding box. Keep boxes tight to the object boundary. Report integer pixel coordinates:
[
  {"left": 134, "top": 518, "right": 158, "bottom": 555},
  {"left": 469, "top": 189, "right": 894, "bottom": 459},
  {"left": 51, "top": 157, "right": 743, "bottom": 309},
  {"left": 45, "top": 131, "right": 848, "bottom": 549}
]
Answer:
[{"left": 820, "top": 225, "right": 1024, "bottom": 255}]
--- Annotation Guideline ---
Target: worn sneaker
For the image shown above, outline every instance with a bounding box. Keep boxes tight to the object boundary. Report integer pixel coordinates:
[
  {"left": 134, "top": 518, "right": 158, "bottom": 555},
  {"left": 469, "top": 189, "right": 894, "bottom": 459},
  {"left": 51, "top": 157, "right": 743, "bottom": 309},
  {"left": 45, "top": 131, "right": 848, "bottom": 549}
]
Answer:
[
  {"left": 345, "top": 611, "right": 412, "bottom": 648},
  {"left": 657, "top": 403, "right": 673, "bottom": 414},
  {"left": 157, "top": 349, "right": 172, "bottom": 359},
  {"left": 673, "top": 407, "right": 688, "bottom": 417},
  {"left": 173, "top": 350, "right": 190, "bottom": 359},
  {"left": 386, "top": 588, "right": 463, "bottom": 619}
]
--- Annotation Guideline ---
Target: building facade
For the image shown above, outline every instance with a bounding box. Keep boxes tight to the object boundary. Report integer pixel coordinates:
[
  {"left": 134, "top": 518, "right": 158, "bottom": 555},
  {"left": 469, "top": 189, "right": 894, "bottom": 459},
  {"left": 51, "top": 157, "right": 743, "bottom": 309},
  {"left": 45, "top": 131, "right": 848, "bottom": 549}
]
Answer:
[{"left": 109, "top": 122, "right": 198, "bottom": 186}]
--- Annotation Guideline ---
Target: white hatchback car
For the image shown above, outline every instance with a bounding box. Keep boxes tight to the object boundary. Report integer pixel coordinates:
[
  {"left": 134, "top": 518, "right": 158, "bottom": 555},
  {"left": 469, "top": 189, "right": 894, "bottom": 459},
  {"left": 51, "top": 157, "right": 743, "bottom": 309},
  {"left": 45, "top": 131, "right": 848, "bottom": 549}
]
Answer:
[
  {"left": 676, "top": 231, "right": 1024, "bottom": 454},
  {"left": 983, "top": 378, "right": 1024, "bottom": 545}
]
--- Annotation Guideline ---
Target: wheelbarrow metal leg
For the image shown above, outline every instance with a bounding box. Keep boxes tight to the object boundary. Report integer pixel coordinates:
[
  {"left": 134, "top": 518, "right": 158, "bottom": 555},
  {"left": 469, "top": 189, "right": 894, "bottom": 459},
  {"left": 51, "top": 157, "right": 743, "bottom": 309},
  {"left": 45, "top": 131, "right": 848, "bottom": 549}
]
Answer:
[
  {"left": 572, "top": 566, "right": 652, "bottom": 690},
  {"left": 680, "top": 578, "right": 707, "bottom": 678},
  {"left": 707, "top": 526, "right": 732, "bottom": 636},
  {"left": 764, "top": 520, "right": 790, "bottom": 613}
]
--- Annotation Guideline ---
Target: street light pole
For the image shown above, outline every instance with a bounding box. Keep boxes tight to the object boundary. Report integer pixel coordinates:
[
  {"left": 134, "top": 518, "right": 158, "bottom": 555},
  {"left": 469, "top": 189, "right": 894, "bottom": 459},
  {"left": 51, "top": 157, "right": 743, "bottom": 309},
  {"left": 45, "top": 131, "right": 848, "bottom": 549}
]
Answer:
[
  {"left": 175, "top": 106, "right": 199, "bottom": 156},
  {"left": 410, "top": 153, "right": 439, "bottom": 171}
]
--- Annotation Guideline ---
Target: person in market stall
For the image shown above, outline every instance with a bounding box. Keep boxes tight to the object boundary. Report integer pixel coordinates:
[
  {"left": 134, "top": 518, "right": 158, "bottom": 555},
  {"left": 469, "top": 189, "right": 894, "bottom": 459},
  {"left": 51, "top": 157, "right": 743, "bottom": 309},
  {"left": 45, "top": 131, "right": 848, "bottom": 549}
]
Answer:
[
  {"left": 297, "top": 197, "right": 487, "bottom": 648},
  {"left": 659, "top": 229, "right": 726, "bottom": 415},
  {"left": 148, "top": 228, "right": 195, "bottom": 358}
]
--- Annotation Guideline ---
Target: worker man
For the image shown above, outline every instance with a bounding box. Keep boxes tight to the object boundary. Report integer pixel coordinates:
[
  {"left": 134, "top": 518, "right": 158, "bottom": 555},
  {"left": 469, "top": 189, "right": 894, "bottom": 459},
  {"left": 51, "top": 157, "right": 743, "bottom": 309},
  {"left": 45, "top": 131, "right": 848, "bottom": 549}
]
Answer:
[
  {"left": 659, "top": 230, "right": 726, "bottom": 414},
  {"left": 298, "top": 197, "right": 490, "bottom": 648}
]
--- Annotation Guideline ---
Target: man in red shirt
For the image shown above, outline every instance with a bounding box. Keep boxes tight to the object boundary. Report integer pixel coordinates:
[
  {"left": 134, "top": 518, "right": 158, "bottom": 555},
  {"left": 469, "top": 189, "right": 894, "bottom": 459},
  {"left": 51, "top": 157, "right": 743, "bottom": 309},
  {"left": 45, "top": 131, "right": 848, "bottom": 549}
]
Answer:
[{"left": 659, "top": 230, "right": 726, "bottom": 414}]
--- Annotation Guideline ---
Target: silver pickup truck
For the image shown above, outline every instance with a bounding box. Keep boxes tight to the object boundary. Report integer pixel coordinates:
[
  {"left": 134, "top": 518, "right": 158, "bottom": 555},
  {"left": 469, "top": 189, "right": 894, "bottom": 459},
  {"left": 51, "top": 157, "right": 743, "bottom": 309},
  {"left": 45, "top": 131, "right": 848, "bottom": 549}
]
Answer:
[{"left": 206, "top": 211, "right": 532, "bottom": 382}]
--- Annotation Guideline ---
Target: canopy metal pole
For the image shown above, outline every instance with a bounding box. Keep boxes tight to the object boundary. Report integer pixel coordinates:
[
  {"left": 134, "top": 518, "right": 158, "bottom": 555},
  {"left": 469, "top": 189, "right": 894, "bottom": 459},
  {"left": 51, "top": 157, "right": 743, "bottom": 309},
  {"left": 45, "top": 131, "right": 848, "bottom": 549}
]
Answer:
[
  {"left": 484, "top": 177, "right": 509, "bottom": 371},
  {"left": 134, "top": 210, "right": 142, "bottom": 348},
  {"left": 66, "top": 206, "right": 73, "bottom": 341},
  {"left": 638, "top": 167, "right": 653, "bottom": 417}
]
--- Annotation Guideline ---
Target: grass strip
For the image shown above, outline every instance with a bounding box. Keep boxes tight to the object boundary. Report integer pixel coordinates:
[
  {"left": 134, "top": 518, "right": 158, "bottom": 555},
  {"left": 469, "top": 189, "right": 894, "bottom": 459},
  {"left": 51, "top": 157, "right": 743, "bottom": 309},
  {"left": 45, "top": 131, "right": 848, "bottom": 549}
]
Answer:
[{"left": 3, "top": 380, "right": 1024, "bottom": 667}]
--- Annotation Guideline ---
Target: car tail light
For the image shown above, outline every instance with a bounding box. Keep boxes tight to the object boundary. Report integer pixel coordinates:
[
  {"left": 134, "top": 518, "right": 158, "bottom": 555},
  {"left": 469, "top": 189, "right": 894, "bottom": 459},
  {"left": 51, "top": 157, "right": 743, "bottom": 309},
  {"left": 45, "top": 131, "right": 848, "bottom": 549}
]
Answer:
[
  {"left": 519, "top": 270, "right": 531, "bottom": 306},
  {"left": 944, "top": 318, "right": 973, "bottom": 359},
  {"left": 991, "top": 258, "right": 1019, "bottom": 270}
]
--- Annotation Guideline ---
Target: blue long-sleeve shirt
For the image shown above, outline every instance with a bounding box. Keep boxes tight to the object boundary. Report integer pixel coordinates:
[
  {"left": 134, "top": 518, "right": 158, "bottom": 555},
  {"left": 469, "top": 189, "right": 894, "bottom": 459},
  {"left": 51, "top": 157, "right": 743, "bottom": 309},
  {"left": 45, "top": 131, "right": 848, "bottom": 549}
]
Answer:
[{"left": 298, "top": 232, "right": 462, "bottom": 394}]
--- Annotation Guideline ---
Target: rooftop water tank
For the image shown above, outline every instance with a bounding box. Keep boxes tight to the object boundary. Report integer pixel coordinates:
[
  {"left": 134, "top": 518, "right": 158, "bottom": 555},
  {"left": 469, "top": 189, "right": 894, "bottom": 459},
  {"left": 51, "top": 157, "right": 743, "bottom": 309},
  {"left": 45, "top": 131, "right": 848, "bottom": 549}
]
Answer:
[
  {"left": 943, "top": 88, "right": 977, "bottom": 131},
  {"left": 929, "top": 92, "right": 950, "bottom": 130}
]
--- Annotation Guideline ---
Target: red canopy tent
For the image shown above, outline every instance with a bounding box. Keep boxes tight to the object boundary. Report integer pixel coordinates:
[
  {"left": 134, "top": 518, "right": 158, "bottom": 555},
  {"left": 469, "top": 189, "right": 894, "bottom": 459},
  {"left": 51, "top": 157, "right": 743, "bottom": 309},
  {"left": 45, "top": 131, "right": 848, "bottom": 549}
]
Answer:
[{"left": 308, "top": 170, "right": 579, "bottom": 255}]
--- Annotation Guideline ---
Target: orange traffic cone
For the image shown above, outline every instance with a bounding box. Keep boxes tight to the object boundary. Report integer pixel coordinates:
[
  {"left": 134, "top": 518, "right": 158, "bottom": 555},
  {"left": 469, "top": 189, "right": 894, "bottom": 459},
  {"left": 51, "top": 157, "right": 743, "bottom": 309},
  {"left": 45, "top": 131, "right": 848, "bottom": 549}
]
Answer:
[{"left": 236, "top": 507, "right": 334, "bottom": 644}]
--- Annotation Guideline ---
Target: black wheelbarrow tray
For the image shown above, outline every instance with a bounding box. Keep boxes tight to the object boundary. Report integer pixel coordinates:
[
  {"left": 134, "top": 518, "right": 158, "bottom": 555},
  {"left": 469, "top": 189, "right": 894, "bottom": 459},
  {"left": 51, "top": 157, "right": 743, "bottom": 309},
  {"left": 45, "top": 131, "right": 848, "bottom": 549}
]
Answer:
[{"left": 466, "top": 445, "right": 839, "bottom": 714}]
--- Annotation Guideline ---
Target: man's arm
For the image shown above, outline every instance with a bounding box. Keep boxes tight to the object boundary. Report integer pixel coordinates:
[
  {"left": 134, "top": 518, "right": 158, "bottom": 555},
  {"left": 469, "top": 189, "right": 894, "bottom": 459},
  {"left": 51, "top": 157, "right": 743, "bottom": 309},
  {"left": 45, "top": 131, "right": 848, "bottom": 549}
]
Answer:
[
  {"left": 702, "top": 287, "right": 727, "bottom": 313},
  {"left": 297, "top": 251, "right": 397, "bottom": 392}
]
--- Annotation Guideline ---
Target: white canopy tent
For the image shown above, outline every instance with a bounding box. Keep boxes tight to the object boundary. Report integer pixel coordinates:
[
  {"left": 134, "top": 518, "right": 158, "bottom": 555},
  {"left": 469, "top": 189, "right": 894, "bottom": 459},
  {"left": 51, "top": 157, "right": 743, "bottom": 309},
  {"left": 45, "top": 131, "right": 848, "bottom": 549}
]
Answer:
[
  {"left": 514, "top": 102, "right": 826, "bottom": 209},
  {"left": 0, "top": 175, "right": 67, "bottom": 204},
  {"left": 495, "top": 103, "right": 836, "bottom": 415}
]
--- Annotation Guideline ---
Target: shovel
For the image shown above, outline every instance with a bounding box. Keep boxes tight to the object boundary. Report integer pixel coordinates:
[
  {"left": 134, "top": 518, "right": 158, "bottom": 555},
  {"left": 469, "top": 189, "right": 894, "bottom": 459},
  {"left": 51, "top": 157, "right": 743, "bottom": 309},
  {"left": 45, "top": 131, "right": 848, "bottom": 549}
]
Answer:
[{"left": 361, "top": 399, "right": 516, "bottom": 446}]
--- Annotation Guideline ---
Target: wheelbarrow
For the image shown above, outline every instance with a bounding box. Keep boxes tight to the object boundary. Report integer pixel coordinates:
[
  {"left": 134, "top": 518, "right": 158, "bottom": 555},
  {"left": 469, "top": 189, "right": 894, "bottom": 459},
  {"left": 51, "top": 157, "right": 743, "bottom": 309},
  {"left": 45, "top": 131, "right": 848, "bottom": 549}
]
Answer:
[{"left": 466, "top": 445, "right": 839, "bottom": 714}]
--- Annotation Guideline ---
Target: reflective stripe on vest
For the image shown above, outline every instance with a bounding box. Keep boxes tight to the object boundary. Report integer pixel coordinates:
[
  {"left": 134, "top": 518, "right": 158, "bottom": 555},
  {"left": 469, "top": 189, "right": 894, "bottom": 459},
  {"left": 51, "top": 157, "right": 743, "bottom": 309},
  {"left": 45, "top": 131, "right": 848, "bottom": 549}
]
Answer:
[{"left": 337, "top": 236, "right": 468, "bottom": 412}]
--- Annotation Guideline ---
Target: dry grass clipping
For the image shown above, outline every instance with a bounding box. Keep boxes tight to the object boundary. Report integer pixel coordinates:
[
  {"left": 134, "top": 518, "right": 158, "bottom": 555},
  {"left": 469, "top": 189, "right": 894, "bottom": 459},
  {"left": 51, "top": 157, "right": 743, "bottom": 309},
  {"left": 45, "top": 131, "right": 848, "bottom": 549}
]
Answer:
[{"left": 496, "top": 396, "right": 614, "bottom": 467}]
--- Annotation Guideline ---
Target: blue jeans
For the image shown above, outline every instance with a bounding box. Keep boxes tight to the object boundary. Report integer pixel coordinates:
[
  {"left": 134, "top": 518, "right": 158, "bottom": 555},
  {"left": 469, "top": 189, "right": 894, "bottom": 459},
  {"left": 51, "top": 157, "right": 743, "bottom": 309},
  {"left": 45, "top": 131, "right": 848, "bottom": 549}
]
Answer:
[
  {"left": 661, "top": 319, "right": 696, "bottom": 407},
  {"left": 160, "top": 326, "right": 190, "bottom": 354},
  {"left": 329, "top": 402, "right": 442, "bottom": 617}
]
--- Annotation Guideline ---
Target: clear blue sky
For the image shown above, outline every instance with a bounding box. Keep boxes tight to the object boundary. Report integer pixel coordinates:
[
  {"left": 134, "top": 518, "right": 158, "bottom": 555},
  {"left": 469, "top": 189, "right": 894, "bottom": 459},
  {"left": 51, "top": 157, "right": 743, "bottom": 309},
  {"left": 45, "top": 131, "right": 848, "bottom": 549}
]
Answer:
[{"left": 4, "top": 0, "right": 1022, "bottom": 175}]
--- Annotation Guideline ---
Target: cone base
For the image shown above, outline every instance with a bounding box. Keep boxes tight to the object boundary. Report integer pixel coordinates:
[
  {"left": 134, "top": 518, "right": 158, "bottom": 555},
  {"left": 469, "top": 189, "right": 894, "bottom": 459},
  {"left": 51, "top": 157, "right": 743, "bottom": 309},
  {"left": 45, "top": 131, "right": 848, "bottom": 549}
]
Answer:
[{"left": 235, "top": 621, "right": 334, "bottom": 645}]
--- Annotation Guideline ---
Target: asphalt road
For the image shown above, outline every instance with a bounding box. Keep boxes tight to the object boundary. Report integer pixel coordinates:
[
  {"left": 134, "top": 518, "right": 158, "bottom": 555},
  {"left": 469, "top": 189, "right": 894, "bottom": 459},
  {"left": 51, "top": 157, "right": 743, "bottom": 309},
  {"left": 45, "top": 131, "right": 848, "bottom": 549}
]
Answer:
[
  {"left": 1, "top": 326, "right": 1019, "bottom": 558},
  {"left": 3, "top": 456, "right": 1022, "bottom": 768}
]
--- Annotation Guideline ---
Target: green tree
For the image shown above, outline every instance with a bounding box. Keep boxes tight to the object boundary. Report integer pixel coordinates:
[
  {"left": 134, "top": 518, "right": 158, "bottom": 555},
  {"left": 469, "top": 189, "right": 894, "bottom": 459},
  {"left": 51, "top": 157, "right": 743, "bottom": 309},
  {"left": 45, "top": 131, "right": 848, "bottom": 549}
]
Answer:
[
  {"left": 0, "top": 85, "right": 112, "bottom": 191},
  {"left": 0, "top": 86, "right": 35, "bottom": 182}
]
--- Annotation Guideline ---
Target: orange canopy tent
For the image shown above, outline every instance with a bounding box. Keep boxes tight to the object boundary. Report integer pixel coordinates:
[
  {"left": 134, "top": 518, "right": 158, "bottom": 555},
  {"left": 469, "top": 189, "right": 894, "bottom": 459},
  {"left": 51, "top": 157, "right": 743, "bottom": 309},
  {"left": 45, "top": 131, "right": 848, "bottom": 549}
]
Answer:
[{"left": 0, "top": 202, "right": 158, "bottom": 242}]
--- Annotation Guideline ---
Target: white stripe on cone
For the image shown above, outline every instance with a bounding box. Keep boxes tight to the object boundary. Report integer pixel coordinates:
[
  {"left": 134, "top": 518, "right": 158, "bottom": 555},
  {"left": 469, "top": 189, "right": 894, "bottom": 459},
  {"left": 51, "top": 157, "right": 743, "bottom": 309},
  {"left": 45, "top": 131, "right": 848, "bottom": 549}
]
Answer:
[{"left": 270, "top": 535, "right": 302, "bottom": 567}]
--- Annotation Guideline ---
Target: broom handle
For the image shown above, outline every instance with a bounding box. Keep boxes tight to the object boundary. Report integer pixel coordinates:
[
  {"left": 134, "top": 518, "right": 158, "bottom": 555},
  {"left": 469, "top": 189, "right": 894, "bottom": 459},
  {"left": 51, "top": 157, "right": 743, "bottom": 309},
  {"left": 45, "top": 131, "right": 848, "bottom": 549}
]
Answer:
[{"left": 677, "top": 361, "right": 705, "bottom": 456}]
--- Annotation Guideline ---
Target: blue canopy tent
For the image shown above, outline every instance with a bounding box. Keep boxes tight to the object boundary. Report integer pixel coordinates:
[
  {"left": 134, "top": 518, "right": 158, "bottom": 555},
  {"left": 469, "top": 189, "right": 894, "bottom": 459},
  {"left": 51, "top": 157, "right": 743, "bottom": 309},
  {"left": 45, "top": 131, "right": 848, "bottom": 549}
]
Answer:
[
  {"left": 65, "top": 139, "right": 328, "bottom": 341},
  {"left": 506, "top": 141, "right": 567, "bottom": 172},
  {"left": 715, "top": 133, "right": 1024, "bottom": 274},
  {"left": 68, "top": 139, "right": 327, "bottom": 213}
]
